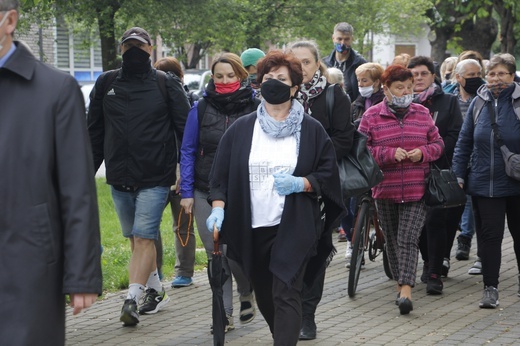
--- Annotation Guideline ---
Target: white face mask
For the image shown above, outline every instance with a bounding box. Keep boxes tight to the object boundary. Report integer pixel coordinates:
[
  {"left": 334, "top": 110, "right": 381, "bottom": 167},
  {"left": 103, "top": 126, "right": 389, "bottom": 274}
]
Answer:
[
  {"left": 0, "top": 12, "right": 10, "bottom": 51},
  {"left": 358, "top": 85, "right": 374, "bottom": 98}
]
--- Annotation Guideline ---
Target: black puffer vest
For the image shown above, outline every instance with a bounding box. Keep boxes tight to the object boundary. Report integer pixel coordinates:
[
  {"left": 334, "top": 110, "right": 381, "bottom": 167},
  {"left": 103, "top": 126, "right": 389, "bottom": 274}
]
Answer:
[{"left": 194, "top": 95, "right": 260, "bottom": 192}]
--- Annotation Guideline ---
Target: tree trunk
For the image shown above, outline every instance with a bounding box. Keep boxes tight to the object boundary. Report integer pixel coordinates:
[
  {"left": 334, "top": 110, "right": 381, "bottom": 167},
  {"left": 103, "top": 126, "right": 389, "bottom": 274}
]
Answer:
[
  {"left": 494, "top": 0, "right": 516, "bottom": 54},
  {"left": 459, "top": 8, "right": 498, "bottom": 59},
  {"left": 430, "top": 26, "right": 453, "bottom": 64},
  {"left": 96, "top": 2, "right": 121, "bottom": 71}
]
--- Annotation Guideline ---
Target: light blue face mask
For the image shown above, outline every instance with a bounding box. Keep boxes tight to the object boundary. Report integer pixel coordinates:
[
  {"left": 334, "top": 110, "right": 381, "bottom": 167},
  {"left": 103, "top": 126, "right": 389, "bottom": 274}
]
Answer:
[{"left": 389, "top": 91, "right": 413, "bottom": 108}]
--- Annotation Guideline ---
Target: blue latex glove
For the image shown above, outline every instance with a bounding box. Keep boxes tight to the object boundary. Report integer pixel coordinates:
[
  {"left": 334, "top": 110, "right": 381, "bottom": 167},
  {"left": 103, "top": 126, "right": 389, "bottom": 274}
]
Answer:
[
  {"left": 206, "top": 207, "right": 224, "bottom": 232},
  {"left": 273, "top": 173, "right": 304, "bottom": 195}
]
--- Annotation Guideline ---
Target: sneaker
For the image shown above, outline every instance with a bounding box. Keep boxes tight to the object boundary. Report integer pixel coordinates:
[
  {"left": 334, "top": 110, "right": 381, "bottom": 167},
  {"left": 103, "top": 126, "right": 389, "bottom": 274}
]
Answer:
[
  {"left": 138, "top": 288, "right": 170, "bottom": 315},
  {"left": 120, "top": 299, "right": 139, "bottom": 326},
  {"left": 441, "top": 258, "right": 450, "bottom": 278},
  {"left": 344, "top": 241, "right": 352, "bottom": 260},
  {"left": 479, "top": 286, "right": 499, "bottom": 308},
  {"left": 455, "top": 236, "right": 471, "bottom": 260},
  {"left": 239, "top": 293, "right": 256, "bottom": 324},
  {"left": 337, "top": 228, "right": 347, "bottom": 242},
  {"left": 211, "top": 315, "right": 235, "bottom": 334},
  {"left": 468, "top": 257, "right": 482, "bottom": 275},
  {"left": 345, "top": 255, "right": 365, "bottom": 269},
  {"left": 171, "top": 276, "right": 193, "bottom": 288},
  {"left": 420, "top": 262, "right": 429, "bottom": 283}
]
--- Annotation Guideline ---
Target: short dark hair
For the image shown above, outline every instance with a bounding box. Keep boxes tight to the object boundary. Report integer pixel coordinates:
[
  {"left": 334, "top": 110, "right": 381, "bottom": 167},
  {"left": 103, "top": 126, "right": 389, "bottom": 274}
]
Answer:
[
  {"left": 381, "top": 65, "right": 414, "bottom": 87},
  {"left": 0, "top": 0, "right": 19, "bottom": 11},
  {"left": 408, "top": 56, "right": 436, "bottom": 75},
  {"left": 256, "top": 50, "right": 303, "bottom": 87}
]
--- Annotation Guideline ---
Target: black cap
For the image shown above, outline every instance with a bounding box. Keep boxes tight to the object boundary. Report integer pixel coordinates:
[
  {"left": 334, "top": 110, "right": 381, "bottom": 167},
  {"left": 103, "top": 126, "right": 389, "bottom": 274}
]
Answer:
[{"left": 121, "top": 27, "right": 152, "bottom": 45}]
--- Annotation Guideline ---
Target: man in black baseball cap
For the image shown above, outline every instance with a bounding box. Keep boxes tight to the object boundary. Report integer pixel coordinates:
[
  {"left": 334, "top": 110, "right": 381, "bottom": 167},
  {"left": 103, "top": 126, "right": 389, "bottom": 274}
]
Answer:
[
  {"left": 121, "top": 27, "right": 152, "bottom": 45},
  {"left": 88, "top": 25, "right": 190, "bottom": 327}
]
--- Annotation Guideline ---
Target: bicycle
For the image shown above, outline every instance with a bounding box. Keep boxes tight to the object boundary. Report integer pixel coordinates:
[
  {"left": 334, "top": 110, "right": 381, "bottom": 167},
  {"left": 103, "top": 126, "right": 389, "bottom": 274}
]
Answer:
[{"left": 347, "top": 191, "right": 393, "bottom": 297}]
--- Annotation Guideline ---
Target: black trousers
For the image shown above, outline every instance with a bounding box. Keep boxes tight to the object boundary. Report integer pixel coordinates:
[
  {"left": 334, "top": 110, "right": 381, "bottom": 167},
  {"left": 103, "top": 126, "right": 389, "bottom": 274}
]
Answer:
[
  {"left": 472, "top": 196, "right": 520, "bottom": 288},
  {"left": 420, "top": 205, "right": 464, "bottom": 276},
  {"left": 250, "top": 226, "right": 307, "bottom": 346}
]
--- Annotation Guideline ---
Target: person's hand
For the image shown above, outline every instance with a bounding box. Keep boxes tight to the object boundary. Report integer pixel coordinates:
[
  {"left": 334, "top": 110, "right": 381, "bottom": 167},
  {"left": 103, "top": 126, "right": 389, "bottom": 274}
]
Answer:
[
  {"left": 273, "top": 173, "right": 304, "bottom": 195},
  {"left": 394, "top": 148, "right": 408, "bottom": 162},
  {"left": 69, "top": 293, "right": 98, "bottom": 315},
  {"left": 180, "top": 198, "right": 194, "bottom": 214},
  {"left": 407, "top": 148, "right": 423, "bottom": 163},
  {"left": 206, "top": 207, "right": 224, "bottom": 232},
  {"left": 175, "top": 178, "right": 181, "bottom": 195}
]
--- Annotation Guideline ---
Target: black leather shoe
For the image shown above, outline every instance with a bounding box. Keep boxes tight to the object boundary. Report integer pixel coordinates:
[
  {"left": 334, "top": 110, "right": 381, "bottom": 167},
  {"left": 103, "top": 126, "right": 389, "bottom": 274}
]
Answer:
[
  {"left": 398, "top": 297, "right": 413, "bottom": 315},
  {"left": 299, "top": 318, "right": 317, "bottom": 340},
  {"left": 426, "top": 274, "right": 443, "bottom": 295},
  {"left": 395, "top": 292, "right": 400, "bottom": 306}
]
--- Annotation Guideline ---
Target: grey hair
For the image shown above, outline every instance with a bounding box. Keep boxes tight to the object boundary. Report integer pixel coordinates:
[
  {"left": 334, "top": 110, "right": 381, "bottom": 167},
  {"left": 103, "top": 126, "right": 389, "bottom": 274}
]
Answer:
[
  {"left": 0, "top": 0, "right": 19, "bottom": 11},
  {"left": 454, "top": 59, "right": 481, "bottom": 76},
  {"left": 333, "top": 22, "right": 354, "bottom": 35},
  {"left": 327, "top": 67, "right": 344, "bottom": 85},
  {"left": 487, "top": 53, "right": 516, "bottom": 74}
]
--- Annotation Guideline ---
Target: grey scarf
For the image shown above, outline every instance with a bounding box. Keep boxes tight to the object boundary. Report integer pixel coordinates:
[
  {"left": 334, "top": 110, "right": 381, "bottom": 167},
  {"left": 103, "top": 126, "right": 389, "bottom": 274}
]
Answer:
[{"left": 257, "top": 99, "right": 304, "bottom": 153}]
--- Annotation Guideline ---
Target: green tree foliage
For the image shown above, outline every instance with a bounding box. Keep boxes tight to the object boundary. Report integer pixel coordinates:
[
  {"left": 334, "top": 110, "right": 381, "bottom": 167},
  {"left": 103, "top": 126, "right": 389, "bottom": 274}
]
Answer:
[{"left": 19, "top": 0, "right": 433, "bottom": 69}]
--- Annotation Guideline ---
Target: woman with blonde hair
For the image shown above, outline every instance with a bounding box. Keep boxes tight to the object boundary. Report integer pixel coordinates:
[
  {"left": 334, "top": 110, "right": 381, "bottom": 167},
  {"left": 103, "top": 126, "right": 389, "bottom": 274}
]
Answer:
[{"left": 180, "top": 52, "right": 259, "bottom": 332}]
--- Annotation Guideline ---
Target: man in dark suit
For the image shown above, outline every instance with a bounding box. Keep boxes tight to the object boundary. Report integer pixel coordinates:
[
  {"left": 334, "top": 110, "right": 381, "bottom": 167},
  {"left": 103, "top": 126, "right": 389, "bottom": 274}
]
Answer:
[{"left": 0, "top": 1, "right": 102, "bottom": 345}]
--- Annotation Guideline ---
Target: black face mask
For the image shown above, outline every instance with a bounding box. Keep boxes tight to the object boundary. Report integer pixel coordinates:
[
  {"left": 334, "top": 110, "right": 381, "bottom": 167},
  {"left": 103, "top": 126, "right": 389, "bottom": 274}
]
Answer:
[
  {"left": 462, "top": 77, "right": 485, "bottom": 95},
  {"left": 444, "top": 73, "right": 451, "bottom": 81},
  {"left": 261, "top": 79, "right": 292, "bottom": 105},
  {"left": 122, "top": 46, "right": 151, "bottom": 74}
]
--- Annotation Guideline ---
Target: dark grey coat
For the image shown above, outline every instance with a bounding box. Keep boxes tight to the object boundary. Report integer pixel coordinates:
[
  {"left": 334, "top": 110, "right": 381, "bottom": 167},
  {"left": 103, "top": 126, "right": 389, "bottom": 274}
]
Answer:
[{"left": 0, "top": 41, "right": 102, "bottom": 346}]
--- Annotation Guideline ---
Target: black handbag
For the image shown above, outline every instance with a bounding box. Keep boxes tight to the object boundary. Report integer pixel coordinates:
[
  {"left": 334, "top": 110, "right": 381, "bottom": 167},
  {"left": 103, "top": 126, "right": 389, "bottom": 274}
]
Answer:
[
  {"left": 326, "top": 85, "right": 383, "bottom": 198},
  {"left": 424, "top": 164, "right": 466, "bottom": 208},
  {"left": 338, "top": 131, "right": 384, "bottom": 197}
]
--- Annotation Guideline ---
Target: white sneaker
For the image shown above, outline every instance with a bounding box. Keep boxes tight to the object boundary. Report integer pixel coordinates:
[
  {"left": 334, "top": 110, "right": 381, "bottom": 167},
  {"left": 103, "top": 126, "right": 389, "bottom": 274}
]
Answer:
[{"left": 344, "top": 241, "right": 352, "bottom": 260}]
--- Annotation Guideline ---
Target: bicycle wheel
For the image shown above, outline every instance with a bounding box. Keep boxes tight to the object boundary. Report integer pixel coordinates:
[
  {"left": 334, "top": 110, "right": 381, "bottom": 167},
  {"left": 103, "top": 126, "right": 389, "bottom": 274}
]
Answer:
[
  {"left": 383, "top": 244, "right": 393, "bottom": 280},
  {"left": 348, "top": 200, "right": 370, "bottom": 297}
]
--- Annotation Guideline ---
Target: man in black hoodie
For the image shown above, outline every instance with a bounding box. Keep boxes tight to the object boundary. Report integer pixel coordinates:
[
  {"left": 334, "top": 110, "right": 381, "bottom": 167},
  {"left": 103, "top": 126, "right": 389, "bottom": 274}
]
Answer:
[{"left": 322, "top": 22, "right": 367, "bottom": 102}]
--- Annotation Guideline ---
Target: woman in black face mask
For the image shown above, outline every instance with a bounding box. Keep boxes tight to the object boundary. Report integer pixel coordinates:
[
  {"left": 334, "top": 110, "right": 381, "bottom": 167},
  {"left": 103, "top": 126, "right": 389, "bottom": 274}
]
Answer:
[{"left": 206, "top": 50, "right": 345, "bottom": 346}]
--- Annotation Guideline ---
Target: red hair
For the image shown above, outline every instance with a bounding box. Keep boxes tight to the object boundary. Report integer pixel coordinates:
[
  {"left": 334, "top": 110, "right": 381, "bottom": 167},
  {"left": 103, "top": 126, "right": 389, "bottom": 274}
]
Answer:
[{"left": 381, "top": 64, "right": 413, "bottom": 87}]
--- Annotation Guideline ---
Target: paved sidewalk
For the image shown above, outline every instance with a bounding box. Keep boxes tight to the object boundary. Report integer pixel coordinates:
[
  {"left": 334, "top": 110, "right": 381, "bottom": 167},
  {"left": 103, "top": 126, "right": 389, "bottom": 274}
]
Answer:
[{"left": 66, "top": 231, "right": 520, "bottom": 345}]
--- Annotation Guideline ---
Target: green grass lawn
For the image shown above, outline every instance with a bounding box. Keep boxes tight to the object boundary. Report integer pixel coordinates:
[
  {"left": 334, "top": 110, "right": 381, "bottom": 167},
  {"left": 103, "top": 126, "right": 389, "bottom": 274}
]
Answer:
[{"left": 96, "top": 179, "right": 208, "bottom": 294}]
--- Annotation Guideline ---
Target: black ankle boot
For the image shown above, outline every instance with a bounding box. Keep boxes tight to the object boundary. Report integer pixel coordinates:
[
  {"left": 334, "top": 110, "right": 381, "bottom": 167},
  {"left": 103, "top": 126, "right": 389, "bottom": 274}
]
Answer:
[
  {"left": 426, "top": 274, "right": 443, "bottom": 295},
  {"left": 299, "top": 315, "right": 316, "bottom": 340}
]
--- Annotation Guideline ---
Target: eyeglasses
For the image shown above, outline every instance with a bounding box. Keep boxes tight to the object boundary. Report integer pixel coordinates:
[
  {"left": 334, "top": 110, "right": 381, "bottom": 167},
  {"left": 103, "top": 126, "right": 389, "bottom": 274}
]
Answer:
[
  {"left": 486, "top": 72, "right": 512, "bottom": 78},
  {"left": 412, "top": 71, "right": 431, "bottom": 78}
]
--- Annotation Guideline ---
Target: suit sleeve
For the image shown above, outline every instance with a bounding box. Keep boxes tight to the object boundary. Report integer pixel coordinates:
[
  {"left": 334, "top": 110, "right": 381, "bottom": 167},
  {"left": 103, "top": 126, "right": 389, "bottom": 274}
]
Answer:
[{"left": 56, "top": 75, "right": 102, "bottom": 295}]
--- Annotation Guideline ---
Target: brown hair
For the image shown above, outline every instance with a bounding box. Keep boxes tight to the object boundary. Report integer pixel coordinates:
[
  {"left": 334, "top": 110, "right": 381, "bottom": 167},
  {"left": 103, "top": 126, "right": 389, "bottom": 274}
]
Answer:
[
  {"left": 289, "top": 40, "right": 329, "bottom": 78},
  {"left": 154, "top": 57, "right": 183, "bottom": 79},
  {"left": 487, "top": 53, "right": 516, "bottom": 74},
  {"left": 256, "top": 50, "right": 303, "bottom": 87},
  {"left": 211, "top": 52, "right": 249, "bottom": 81},
  {"left": 381, "top": 65, "right": 414, "bottom": 86},
  {"left": 392, "top": 53, "right": 411, "bottom": 67}
]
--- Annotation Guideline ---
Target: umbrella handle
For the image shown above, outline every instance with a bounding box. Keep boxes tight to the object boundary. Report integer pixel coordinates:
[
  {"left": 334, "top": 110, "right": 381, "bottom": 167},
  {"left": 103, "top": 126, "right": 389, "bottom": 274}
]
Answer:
[{"left": 213, "top": 225, "right": 219, "bottom": 253}]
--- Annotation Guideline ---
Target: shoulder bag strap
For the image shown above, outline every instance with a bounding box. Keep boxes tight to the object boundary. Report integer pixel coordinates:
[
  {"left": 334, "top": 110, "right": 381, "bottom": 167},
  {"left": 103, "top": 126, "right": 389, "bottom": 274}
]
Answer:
[{"left": 326, "top": 84, "right": 335, "bottom": 134}]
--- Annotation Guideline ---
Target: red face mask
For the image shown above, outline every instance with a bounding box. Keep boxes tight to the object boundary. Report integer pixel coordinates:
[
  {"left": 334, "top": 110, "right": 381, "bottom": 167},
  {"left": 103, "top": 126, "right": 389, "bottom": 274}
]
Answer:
[{"left": 214, "top": 80, "right": 241, "bottom": 94}]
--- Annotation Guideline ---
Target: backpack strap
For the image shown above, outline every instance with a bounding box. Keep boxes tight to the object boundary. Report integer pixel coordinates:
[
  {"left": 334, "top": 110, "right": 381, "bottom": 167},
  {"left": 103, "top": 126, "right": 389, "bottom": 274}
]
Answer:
[
  {"left": 102, "top": 69, "right": 120, "bottom": 97},
  {"left": 472, "top": 97, "right": 485, "bottom": 125},
  {"left": 326, "top": 84, "right": 336, "bottom": 134},
  {"left": 156, "top": 70, "right": 168, "bottom": 102},
  {"left": 197, "top": 98, "right": 208, "bottom": 129}
]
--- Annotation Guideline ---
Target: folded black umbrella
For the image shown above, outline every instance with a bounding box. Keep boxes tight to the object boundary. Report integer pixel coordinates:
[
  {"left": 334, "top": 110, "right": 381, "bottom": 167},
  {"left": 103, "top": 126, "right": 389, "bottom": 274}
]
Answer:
[{"left": 208, "top": 227, "right": 228, "bottom": 346}]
